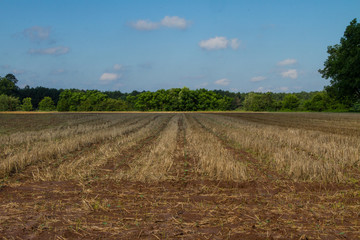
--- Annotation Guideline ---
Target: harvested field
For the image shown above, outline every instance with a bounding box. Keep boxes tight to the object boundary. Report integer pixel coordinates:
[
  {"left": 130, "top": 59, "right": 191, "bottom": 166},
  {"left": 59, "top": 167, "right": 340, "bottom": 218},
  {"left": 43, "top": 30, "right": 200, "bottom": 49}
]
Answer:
[{"left": 0, "top": 112, "right": 360, "bottom": 239}]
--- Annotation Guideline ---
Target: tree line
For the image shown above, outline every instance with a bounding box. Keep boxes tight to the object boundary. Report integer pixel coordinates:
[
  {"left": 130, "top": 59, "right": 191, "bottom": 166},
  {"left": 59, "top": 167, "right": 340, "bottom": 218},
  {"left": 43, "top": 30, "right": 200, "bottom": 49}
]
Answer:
[{"left": 0, "top": 74, "right": 357, "bottom": 112}]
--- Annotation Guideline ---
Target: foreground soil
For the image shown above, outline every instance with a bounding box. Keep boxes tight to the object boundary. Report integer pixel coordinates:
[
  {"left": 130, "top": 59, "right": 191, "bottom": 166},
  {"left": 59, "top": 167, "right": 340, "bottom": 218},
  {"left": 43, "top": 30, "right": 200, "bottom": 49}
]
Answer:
[
  {"left": 0, "top": 112, "right": 359, "bottom": 239},
  {"left": 1, "top": 179, "right": 359, "bottom": 239}
]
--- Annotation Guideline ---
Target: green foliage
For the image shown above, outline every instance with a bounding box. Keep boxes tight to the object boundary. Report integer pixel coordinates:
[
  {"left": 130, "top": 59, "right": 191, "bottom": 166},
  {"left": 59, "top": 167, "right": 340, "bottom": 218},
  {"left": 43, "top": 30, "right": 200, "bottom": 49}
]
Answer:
[
  {"left": 77, "top": 91, "right": 108, "bottom": 111},
  {"left": 350, "top": 102, "right": 360, "bottom": 112},
  {"left": 19, "top": 86, "right": 61, "bottom": 109},
  {"left": 21, "top": 97, "right": 33, "bottom": 111},
  {"left": 282, "top": 94, "right": 300, "bottom": 110},
  {"left": 56, "top": 90, "right": 71, "bottom": 111},
  {"left": 38, "top": 96, "right": 56, "bottom": 111},
  {"left": 98, "top": 98, "right": 129, "bottom": 111},
  {"left": 303, "top": 91, "right": 348, "bottom": 112},
  {"left": 243, "top": 92, "right": 276, "bottom": 111},
  {"left": 319, "top": 18, "right": 360, "bottom": 103},
  {"left": 0, "top": 94, "right": 20, "bottom": 111},
  {"left": 132, "top": 87, "right": 232, "bottom": 111},
  {"left": 57, "top": 90, "right": 129, "bottom": 112},
  {"left": 0, "top": 74, "right": 19, "bottom": 96},
  {"left": 2, "top": 74, "right": 353, "bottom": 112},
  {"left": 303, "top": 92, "right": 328, "bottom": 111}
]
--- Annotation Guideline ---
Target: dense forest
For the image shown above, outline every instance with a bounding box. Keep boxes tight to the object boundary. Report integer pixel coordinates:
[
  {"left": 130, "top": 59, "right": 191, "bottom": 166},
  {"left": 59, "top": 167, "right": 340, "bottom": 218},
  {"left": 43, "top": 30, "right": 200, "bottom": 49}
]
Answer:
[{"left": 0, "top": 73, "right": 359, "bottom": 112}]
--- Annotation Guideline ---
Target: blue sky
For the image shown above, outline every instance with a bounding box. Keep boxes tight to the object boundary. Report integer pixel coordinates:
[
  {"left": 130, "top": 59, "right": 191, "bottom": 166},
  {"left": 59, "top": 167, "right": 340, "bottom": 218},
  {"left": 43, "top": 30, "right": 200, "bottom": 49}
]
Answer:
[{"left": 1, "top": 1, "right": 359, "bottom": 93}]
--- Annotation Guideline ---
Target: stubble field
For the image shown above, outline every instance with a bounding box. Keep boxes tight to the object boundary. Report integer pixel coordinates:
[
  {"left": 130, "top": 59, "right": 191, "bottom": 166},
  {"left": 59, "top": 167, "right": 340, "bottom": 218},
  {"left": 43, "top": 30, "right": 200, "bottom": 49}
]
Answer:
[{"left": 0, "top": 112, "right": 359, "bottom": 239}]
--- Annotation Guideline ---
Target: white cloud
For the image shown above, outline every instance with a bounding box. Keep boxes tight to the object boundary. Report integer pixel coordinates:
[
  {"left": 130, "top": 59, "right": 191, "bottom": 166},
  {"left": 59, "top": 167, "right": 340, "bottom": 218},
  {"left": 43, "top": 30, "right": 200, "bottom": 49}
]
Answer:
[
  {"left": 22, "top": 26, "right": 51, "bottom": 42},
  {"left": 251, "top": 76, "right": 266, "bottom": 82},
  {"left": 130, "top": 16, "right": 190, "bottom": 31},
  {"left": 28, "top": 46, "right": 69, "bottom": 55},
  {"left": 277, "top": 58, "right": 297, "bottom": 66},
  {"left": 161, "top": 16, "right": 189, "bottom": 29},
  {"left": 230, "top": 38, "right": 240, "bottom": 49},
  {"left": 113, "top": 64, "right": 123, "bottom": 71},
  {"left": 214, "top": 78, "right": 230, "bottom": 86},
  {"left": 99, "top": 73, "right": 121, "bottom": 82},
  {"left": 199, "top": 36, "right": 228, "bottom": 50},
  {"left": 130, "top": 20, "right": 159, "bottom": 31},
  {"left": 281, "top": 69, "right": 298, "bottom": 79},
  {"left": 199, "top": 37, "right": 240, "bottom": 50}
]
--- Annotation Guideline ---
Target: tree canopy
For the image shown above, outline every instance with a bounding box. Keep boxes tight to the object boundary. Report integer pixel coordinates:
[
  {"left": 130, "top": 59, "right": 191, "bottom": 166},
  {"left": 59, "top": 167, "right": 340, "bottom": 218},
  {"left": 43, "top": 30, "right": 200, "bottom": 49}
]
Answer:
[
  {"left": 39, "top": 96, "right": 56, "bottom": 111},
  {"left": 0, "top": 73, "right": 357, "bottom": 112},
  {"left": 0, "top": 74, "right": 19, "bottom": 96},
  {"left": 319, "top": 18, "right": 360, "bottom": 102}
]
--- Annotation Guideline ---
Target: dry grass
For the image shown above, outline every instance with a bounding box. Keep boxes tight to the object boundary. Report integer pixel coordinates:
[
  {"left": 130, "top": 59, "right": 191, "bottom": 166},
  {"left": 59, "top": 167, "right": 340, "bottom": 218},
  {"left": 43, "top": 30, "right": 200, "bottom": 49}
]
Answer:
[
  {"left": 185, "top": 114, "right": 248, "bottom": 181},
  {"left": 1, "top": 112, "right": 359, "bottom": 183},
  {"left": 195, "top": 113, "right": 360, "bottom": 182},
  {"left": 0, "top": 114, "right": 159, "bottom": 179},
  {"left": 117, "top": 114, "right": 179, "bottom": 182},
  {"left": 31, "top": 114, "right": 172, "bottom": 181}
]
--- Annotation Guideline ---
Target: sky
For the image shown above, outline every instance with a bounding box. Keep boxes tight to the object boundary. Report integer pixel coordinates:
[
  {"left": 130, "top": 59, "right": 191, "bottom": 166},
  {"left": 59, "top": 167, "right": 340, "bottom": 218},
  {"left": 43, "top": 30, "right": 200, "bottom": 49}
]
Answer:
[{"left": 1, "top": 0, "right": 359, "bottom": 93}]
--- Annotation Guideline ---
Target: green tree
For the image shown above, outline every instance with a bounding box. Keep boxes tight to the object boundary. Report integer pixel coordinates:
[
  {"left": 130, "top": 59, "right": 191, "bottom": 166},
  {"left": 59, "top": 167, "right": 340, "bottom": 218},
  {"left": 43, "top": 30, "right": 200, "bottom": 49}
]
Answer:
[
  {"left": 38, "top": 96, "right": 56, "bottom": 111},
  {"left": 21, "top": 97, "right": 33, "bottom": 111},
  {"left": 243, "top": 92, "right": 275, "bottom": 111},
  {"left": 78, "top": 91, "right": 108, "bottom": 111},
  {"left": 178, "top": 87, "right": 196, "bottom": 111},
  {"left": 282, "top": 94, "right": 300, "bottom": 110},
  {"left": 19, "top": 86, "right": 62, "bottom": 109},
  {"left": 98, "top": 98, "right": 128, "bottom": 111},
  {"left": 319, "top": 18, "right": 360, "bottom": 102},
  {"left": 0, "top": 94, "right": 20, "bottom": 111},
  {"left": 134, "top": 91, "right": 154, "bottom": 111},
  {"left": 0, "top": 74, "right": 19, "bottom": 96},
  {"left": 302, "top": 91, "right": 347, "bottom": 112}
]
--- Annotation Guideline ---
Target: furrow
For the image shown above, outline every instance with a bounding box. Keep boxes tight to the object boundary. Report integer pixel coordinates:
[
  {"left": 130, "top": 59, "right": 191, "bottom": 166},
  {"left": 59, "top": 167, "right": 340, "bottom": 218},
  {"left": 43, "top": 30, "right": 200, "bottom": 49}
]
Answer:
[
  {"left": 0, "top": 114, "right": 158, "bottom": 179},
  {"left": 184, "top": 114, "right": 248, "bottom": 181},
  {"left": 201, "top": 113, "right": 359, "bottom": 182},
  {"left": 115, "top": 114, "right": 180, "bottom": 182}
]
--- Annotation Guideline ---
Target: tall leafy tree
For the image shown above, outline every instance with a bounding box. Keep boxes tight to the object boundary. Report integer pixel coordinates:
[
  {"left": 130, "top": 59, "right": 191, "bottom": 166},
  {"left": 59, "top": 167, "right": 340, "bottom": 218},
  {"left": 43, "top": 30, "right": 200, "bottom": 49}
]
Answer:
[
  {"left": 319, "top": 18, "right": 360, "bottom": 102},
  {"left": 282, "top": 94, "right": 300, "bottom": 110},
  {"left": 0, "top": 74, "right": 19, "bottom": 96},
  {"left": 38, "top": 96, "right": 56, "bottom": 111},
  {"left": 21, "top": 97, "right": 33, "bottom": 111},
  {"left": 243, "top": 92, "right": 276, "bottom": 111},
  {"left": 0, "top": 94, "right": 20, "bottom": 111}
]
